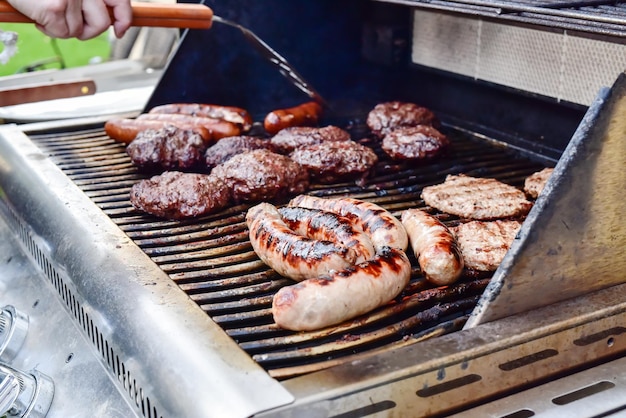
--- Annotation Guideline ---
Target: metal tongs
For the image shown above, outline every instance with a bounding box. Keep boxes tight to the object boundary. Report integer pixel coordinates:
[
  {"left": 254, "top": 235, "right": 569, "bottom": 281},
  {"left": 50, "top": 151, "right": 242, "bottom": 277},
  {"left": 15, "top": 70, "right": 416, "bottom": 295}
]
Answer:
[{"left": 0, "top": 1, "right": 327, "bottom": 106}]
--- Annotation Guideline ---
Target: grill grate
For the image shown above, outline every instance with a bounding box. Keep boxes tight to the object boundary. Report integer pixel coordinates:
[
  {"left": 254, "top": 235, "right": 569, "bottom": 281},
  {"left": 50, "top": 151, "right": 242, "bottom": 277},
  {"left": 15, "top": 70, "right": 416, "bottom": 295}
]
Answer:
[{"left": 29, "top": 123, "right": 547, "bottom": 379}]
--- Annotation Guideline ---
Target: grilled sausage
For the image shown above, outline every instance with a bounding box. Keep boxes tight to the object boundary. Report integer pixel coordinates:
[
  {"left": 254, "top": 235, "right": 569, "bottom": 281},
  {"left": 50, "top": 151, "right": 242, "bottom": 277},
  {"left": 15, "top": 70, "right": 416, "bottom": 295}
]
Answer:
[
  {"left": 137, "top": 113, "right": 242, "bottom": 143},
  {"left": 264, "top": 101, "right": 323, "bottom": 135},
  {"left": 272, "top": 247, "right": 411, "bottom": 331},
  {"left": 288, "top": 195, "right": 409, "bottom": 251},
  {"left": 104, "top": 118, "right": 210, "bottom": 144},
  {"left": 278, "top": 206, "right": 375, "bottom": 264},
  {"left": 246, "top": 202, "right": 358, "bottom": 282},
  {"left": 148, "top": 103, "right": 253, "bottom": 131},
  {"left": 401, "top": 209, "right": 464, "bottom": 285}
]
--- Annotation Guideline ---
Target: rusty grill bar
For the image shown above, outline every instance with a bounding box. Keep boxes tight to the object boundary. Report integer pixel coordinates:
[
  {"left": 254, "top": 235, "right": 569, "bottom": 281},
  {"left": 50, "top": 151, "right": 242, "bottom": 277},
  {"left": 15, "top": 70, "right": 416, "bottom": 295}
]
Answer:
[{"left": 26, "top": 121, "right": 549, "bottom": 379}]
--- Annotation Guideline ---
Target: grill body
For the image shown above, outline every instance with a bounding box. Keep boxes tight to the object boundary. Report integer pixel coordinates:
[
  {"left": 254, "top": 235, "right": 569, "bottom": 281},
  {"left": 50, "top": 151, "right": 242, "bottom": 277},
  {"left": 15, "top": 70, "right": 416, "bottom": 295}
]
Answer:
[{"left": 0, "top": 0, "right": 625, "bottom": 417}]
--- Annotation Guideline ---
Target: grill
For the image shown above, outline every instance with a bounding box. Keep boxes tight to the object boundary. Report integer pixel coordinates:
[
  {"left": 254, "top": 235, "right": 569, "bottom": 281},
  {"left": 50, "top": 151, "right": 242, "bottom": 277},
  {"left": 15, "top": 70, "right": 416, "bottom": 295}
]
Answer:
[{"left": 0, "top": 0, "right": 625, "bottom": 417}]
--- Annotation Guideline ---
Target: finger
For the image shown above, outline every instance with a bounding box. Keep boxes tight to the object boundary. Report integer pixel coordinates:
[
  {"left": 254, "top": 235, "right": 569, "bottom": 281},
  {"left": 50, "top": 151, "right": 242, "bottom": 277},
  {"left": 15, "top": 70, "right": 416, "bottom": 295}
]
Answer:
[
  {"left": 104, "top": 0, "right": 132, "bottom": 38},
  {"left": 78, "top": 0, "right": 111, "bottom": 40}
]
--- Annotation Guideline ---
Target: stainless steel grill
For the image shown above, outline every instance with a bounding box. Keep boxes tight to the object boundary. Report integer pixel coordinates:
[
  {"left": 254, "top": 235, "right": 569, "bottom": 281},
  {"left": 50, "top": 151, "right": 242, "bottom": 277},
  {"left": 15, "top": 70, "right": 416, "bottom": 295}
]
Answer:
[{"left": 27, "top": 120, "right": 546, "bottom": 380}]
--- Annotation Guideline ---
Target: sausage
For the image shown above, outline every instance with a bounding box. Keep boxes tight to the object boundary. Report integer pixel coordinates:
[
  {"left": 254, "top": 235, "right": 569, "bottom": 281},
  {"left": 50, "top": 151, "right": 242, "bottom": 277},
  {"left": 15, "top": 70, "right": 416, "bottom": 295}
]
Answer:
[
  {"left": 278, "top": 206, "right": 375, "bottom": 264},
  {"left": 272, "top": 247, "right": 411, "bottom": 331},
  {"left": 401, "top": 208, "right": 464, "bottom": 285},
  {"left": 246, "top": 202, "right": 358, "bottom": 282},
  {"left": 264, "top": 101, "right": 323, "bottom": 135},
  {"left": 148, "top": 103, "right": 253, "bottom": 131},
  {"left": 288, "top": 195, "right": 409, "bottom": 251},
  {"left": 104, "top": 118, "right": 210, "bottom": 144},
  {"left": 137, "top": 113, "right": 242, "bottom": 142}
]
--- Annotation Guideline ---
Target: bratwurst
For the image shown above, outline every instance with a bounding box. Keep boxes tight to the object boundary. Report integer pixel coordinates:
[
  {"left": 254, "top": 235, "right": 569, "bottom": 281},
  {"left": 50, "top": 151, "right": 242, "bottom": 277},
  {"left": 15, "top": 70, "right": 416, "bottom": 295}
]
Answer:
[
  {"left": 272, "top": 246, "right": 411, "bottom": 331},
  {"left": 401, "top": 208, "right": 463, "bottom": 285},
  {"left": 246, "top": 203, "right": 358, "bottom": 281},
  {"left": 288, "top": 195, "right": 409, "bottom": 251}
]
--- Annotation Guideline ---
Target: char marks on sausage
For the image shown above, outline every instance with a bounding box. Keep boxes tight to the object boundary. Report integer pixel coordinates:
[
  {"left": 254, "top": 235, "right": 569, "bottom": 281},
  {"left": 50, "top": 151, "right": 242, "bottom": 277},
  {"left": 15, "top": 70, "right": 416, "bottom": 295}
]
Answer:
[
  {"left": 401, "top": 209, "right": 463, "bottom": 285},
  {"left": 272, "top": 246, "right": 411, "bottom": 331},
  {"left": 289, "top": 195, "right": 409, "bottom": 251},
  {"left": 421, "top": 174, "right": 533, "bottom": 220},
  {"left": 246, "top": 203, "right": 358, "bottom": 281},
  {"left": 278, "top": 206, "right": 375, "bottom": 264}
]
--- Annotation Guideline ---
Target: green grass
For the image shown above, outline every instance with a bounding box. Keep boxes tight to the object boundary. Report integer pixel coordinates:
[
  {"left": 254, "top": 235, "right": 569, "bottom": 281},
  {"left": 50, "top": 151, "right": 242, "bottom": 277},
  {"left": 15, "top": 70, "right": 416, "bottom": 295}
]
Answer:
[{"left": 0, "top": 23, "right": 111, "bottom": 76}]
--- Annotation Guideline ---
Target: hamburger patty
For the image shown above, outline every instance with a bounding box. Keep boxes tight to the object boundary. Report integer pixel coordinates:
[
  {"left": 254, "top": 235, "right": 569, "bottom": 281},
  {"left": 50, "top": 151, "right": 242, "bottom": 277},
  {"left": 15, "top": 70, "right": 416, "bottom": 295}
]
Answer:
[
  {"left": 289, "top": 140, "right": 378, "bottom": 185},
  {"left": 421, "top": 174, "right": 533, "bottom": 220},
  {"left": 130, "top": 171, "right": 231, "bottom": 219},
  {"left": 270, "top": 125, "right": 351, "bottom": 154},
  {"left": 524, "top": 167, "right": 554, "bottom": 199},
  {"left": 210, "top": 149, "right": 310, "bottom": 203},
  {"left": 126, "top": 124, "right": 207, "bottom": 172},
  {"left": 381, "top": 125, "right": 449, "bottom": 161},
  {"left": 366, "top": 101, "right": 438, "bottom": 137},
  {"left": 452, "top": 220, "right": 522, "bottom": 271},
  {"left": 204, "top": 135, "right": 273, "bottom": 170}
]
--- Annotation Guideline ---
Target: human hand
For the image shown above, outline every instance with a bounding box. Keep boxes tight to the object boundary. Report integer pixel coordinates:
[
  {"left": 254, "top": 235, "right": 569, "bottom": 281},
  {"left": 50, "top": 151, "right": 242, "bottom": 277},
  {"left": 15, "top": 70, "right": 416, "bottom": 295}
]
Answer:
[{"left": 6, "top": 0, "right": 132, "bottom": 40}]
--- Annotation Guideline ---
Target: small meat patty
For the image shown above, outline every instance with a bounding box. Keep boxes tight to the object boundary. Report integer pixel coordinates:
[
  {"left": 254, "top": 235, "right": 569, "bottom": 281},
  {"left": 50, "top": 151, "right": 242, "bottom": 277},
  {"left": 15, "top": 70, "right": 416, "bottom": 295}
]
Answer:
[
  {"left": 524, "top": 167, "right": 554, "bottom": 199},
  {"left": 290, "top": 140, "right": 378, "bottom": 185},
  {"left": 130, "top": 171, "right": 231, "bottom": 220},
  {"left": 382, "top": 125, "right": 449, "bottom": 161},
  {"left": 126, "top": 124, "right": 207, "bottom": 172},
  {"left": 421, "top": 174, "right": 533, "bottom": 220},
  {"left": 270, "top": 125, "right": 350, "bottom": 154},
  {"left": 452, "top": 220, "right": 522, "bottom": 271},
  {"left": 204, "top": 136, "right": 273, "bottom": 170},
  {"left": 211, "top": 149, "right": 310, "bottom": 203},
  {"left": 366, "top": 101, "right": 438, "bottom": 137}
]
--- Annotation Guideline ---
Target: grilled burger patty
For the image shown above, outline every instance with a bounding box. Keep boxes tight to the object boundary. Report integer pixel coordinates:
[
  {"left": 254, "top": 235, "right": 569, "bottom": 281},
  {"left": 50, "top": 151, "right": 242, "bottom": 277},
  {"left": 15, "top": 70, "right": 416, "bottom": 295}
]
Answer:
[
  {"left": 210, "top": 149, "right": 310, "bottom": 204},
  {"left": 289, "top": 140, "right": 378, "bottom": 185},
  {"left": 130, "top": 171, "right": 231, "bottom": 219},
  {"left": 366, "top": 101, "right": 438, "bottom": 137},
  {"left": 452, "top": 220, "right": 522, "bottom": 271},
  {"left": 270, "top": 125, "right": 351, "bottom": 154},
  {"left": 204, "top": 135, "right": 273, "bottom": 170},
  {"left": 421, "top": 174, "right": 533, "bottom": 220},
  {"left": 381, "top": 125, "right": 449, "bottom": 161},
  {"left": 126, "top": 125, "right": 207, "bottom": 172},
  {"left": 524, "top": 167, "right": 554, "bottom": 199}
]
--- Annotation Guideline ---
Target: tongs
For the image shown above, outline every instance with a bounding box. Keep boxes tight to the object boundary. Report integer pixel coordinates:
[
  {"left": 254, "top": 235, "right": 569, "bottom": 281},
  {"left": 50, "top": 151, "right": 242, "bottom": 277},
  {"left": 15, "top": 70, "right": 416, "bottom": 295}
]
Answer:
[{"left": 0, "top": 1, "right": 328, "bottom": 106}]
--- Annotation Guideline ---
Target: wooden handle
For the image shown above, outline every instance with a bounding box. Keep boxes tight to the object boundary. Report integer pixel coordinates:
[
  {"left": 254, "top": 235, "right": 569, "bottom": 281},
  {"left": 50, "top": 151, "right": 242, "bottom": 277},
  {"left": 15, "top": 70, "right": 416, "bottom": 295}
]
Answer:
[
  {"left": 0, "top": 1, "right": 214, "bottom": 29},
  {"left": 0, "top": 79, "right": 96, "bottom": 107}
]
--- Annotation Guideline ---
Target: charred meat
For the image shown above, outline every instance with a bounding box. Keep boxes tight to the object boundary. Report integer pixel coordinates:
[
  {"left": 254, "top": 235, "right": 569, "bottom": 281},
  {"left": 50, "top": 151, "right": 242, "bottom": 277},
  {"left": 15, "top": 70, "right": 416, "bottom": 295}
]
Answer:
[
  {"left": 382, "top": 125, "right": 449, "bottom": 161},
  {"left": 270, "top": 125, "right": 350, "bottom": 154},
  {"left": 289, "top": 140, "right": 378, "bottom": 185},
  {"left": 130, "top": 171, "right": 231, "bottom": 220},
  {"left": 205, "top": 136, "right": 273, "bottom": 170},
  {"left": 524, "top": 167, "right": 554, "bottom": 199},
  {"left": 366, "top": 101, "right": 438, "bottom": 137},
  {"left": 211, "top": 149, "right": 310, "bottom": 203},
  {"left": 452, "top": 220, "right": 522, "bottom": 271}
]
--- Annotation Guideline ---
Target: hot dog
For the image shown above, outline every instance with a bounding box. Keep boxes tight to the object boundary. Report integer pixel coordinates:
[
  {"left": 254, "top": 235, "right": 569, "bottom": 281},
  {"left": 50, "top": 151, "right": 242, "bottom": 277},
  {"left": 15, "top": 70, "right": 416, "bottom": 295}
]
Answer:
[
  {"left": 401, "top": 208, "right": 463, "bottom": 285},
  {"left": 278, "top": 206, "right": 375, "bottom": 264},
  {"left": 246, "top": 202, "right": 358, "bottom": 282},
  {"left": 149, "top": 103, "right": 253, "bottom": 131},
  {"left": 264, "top": 101, "right": 323, "bottom": 135},
  {"left": 272, "top": 247, "right": 411, "bottom": 331},
  {"left": 104, "top": 118, "right": 210, "bottom": 144},
  {"left": 288, "top": 195, "right": 409, "bottom": 251},
  {"left": 136, "top": 113, "right": 242, "bottom": 142}
]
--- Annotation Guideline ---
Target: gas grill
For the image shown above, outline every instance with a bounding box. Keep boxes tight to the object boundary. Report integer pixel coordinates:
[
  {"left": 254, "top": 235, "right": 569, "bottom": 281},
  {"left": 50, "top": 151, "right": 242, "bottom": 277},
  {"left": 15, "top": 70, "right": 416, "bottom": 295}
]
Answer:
[{"left": 0, "top": 0, "right": 625, "bottom": 417}]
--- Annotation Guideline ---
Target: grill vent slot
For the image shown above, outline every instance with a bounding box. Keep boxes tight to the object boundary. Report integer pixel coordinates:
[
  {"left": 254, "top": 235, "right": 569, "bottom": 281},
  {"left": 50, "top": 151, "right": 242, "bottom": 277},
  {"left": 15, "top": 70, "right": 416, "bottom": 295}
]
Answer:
[{"left": 3, "top": 205, "right": 162, "bottom": 418}]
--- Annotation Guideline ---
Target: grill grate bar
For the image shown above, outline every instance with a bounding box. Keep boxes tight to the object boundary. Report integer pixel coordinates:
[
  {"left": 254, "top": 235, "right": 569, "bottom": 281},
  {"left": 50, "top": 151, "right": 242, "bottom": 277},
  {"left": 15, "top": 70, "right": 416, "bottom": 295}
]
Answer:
[{"left": 29, "top": 124, "right": 546, "bottom": 379}]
